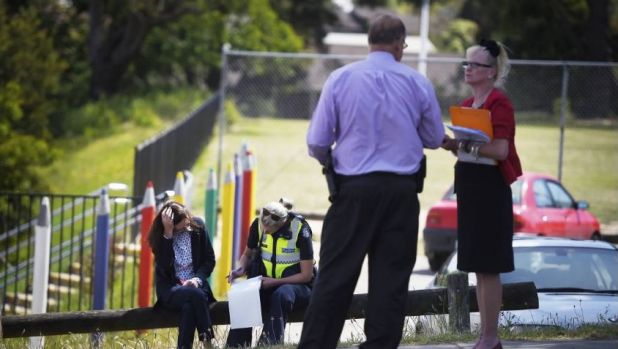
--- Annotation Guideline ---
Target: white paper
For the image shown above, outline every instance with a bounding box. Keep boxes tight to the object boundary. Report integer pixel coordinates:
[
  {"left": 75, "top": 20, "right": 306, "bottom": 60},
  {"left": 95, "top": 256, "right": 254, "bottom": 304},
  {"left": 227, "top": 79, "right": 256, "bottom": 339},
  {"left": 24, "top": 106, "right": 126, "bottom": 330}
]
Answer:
[
  {"left": 447, "top": 124, "right": 490, "bottom": 143},
  {"left": 228, "top": 276, "right": 263, "bottom": 329}
]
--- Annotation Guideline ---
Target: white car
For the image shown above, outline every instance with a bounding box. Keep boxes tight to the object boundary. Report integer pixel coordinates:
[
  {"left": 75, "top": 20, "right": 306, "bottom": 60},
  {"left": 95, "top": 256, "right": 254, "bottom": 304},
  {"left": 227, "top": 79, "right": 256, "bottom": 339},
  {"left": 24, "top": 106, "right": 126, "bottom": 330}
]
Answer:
[{"left": 430, "top": 237, "right": 618, "bottom": 331}]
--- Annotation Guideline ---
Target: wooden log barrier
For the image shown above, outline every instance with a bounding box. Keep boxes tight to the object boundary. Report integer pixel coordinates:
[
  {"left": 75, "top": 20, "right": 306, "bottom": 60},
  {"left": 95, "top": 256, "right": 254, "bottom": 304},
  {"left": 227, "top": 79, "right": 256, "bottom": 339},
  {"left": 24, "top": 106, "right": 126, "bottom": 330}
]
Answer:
[{"left": 1, "top": 282, "right": 537, "bottom": 338}]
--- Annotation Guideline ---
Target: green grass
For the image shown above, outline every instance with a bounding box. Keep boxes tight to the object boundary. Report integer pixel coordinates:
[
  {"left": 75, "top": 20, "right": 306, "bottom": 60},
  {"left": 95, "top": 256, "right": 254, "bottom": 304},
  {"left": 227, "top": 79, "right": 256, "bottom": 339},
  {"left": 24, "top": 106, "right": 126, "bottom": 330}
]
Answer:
[
  {"left": 188, "top": 117, "right": 618, "bottom": 226},
  {"left": 39, "top": 123, "right": 165, "bottom": 195},
  {"left": 1, "top": 318, "right": 616, "bottom": 348},
  {"left": 38, "top": 115, "right": 618, "bottom": 225}
]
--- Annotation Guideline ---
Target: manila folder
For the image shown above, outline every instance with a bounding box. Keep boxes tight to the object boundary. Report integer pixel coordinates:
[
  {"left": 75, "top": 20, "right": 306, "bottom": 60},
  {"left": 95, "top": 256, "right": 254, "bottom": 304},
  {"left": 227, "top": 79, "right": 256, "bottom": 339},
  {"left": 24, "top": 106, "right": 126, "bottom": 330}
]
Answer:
[{"left": 449, "top": 106, "right": 493, "bottom": 140}]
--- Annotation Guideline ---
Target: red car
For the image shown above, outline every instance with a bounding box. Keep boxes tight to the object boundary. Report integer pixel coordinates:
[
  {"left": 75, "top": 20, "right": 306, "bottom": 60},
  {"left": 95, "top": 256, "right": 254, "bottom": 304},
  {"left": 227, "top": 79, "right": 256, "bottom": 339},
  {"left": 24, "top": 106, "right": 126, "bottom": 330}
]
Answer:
[{"left": 423, "top": 172, "right": 602, "bottom": 271}]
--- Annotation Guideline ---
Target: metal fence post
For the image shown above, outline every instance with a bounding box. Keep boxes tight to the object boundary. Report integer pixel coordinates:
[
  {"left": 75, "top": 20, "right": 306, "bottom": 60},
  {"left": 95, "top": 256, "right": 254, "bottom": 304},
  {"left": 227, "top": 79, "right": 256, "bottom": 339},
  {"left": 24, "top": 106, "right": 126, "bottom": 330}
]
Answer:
[
  {"left": 558, "top": 63, "right": 569, "bottom": 181},
  {"left": 217, "top": 43, "right": 230, "bottom": 194}
]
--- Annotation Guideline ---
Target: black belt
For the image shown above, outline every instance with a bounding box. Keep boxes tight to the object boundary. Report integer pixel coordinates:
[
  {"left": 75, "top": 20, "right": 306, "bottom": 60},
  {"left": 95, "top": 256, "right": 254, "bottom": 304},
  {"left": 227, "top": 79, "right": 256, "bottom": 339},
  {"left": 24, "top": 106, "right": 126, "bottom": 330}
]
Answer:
[{"left": 337, "top": 171, "right": 418, "bottom": 184}]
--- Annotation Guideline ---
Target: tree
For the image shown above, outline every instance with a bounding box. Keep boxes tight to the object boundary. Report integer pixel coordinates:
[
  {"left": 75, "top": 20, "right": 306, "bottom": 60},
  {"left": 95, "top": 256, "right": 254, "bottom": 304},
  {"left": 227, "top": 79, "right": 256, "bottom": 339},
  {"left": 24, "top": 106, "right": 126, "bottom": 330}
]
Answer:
[
  {"left": 270, "top": 0, "right": 338, "bottom": 49},
  {"left": 459, "top": 0, "right": 614, "bottom": 61},
  {"left": 135, "top": 0, "right": 303, "bottom": 91},
  {"left": 87, "top": 0, "right": 202, "bottom": 98},
  {"left": 0, "top": 5, "right": 64, "bottom": 191}
]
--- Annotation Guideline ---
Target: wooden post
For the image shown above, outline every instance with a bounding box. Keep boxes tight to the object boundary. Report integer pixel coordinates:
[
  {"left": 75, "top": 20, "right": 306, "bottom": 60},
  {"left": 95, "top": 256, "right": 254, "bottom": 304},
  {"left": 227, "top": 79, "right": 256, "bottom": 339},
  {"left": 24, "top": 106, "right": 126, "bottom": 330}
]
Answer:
[{"left": 447, "top": 272, "right": 470, "bottom": 332}]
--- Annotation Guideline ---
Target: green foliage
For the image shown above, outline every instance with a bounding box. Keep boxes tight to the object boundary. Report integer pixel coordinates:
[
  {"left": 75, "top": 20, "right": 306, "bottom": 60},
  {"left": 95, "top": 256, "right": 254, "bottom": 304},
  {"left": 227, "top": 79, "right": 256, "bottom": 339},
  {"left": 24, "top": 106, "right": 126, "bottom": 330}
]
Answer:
[
  {"left": 0, "top": 5, "right": 66, "bottom": 191},
  {"left": 0, "top": 135, "right": 54, "bottom": 192},
  {"left": 459, "top": 0, "right": 613, "bottom": 61},
  {"left": 62, "top": 102, "right": 121, "bottom": 139},
  {"left": 56, "top": 88, "right": 206, "bottom": 140},
  {"left": 228, "top": 0, "right": 303, "bottom": 52},
  {"left": 135, "top": 0, "right": 302, "bottom": 92},
  {"left": 137, "top": 6, "right": 227, "bottom": 90},
  {"left": 269, "top": 0, "right": 338, "bottom": 47},
  {"left": 41, "top": 88, "right": 207, "bottom": 194},
  {"left": 434, "top": 19, "right": 478, "bottom": 54},
  {"left": 224, "top": 99, "right": 244, "bottom": 127}
]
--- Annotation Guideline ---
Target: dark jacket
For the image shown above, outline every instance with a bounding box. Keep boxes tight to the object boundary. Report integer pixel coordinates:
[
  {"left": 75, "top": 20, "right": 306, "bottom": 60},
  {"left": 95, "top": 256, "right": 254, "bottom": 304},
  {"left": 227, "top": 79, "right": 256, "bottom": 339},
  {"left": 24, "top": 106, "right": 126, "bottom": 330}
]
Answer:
[{"left": 153, "top": 217, "right": 216, "bottom": 307}]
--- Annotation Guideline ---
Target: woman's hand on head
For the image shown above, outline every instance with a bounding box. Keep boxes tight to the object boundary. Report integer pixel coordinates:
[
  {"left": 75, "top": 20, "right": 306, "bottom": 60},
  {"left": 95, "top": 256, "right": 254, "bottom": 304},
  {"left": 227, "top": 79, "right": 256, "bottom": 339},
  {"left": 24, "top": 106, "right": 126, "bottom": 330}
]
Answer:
[{"left": 161, "top": 207, "right": 174, "bottom": 239}]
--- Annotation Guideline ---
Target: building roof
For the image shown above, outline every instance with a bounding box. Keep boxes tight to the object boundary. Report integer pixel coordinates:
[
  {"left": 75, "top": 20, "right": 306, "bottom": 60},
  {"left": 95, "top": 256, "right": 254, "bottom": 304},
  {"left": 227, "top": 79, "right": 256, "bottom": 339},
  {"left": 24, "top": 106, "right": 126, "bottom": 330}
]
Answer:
[{"left": 323, "top": 32, "right": 436, "bottom": 54}]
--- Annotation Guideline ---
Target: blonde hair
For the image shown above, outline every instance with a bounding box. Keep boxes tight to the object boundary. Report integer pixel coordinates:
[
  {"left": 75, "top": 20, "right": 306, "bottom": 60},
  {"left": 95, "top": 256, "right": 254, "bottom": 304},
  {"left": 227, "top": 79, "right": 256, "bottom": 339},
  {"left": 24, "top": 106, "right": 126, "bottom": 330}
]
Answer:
[{"left": 466, "top": 41, "right": 511, "bottom": 88}]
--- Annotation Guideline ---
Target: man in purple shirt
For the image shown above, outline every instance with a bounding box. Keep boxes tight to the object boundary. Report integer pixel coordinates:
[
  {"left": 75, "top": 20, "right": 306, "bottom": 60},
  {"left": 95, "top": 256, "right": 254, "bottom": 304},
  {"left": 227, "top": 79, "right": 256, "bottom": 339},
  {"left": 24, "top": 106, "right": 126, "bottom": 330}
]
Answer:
[{"left": 298, "top": 14, "right": 445, "bottom": 349}]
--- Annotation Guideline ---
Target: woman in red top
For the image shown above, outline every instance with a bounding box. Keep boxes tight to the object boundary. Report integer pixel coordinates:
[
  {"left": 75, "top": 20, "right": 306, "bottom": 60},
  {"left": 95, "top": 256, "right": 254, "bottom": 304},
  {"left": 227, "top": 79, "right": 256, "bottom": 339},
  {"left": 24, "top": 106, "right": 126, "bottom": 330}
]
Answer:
[{"left": 442, "top": 39, "right": 522, "bottom": 349}]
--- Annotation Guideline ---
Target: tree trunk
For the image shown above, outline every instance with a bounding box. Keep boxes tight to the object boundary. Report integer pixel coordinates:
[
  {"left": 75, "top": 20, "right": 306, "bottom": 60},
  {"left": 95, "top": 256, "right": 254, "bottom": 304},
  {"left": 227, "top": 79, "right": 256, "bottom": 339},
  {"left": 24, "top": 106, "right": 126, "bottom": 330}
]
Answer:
[
  {"left": 87, "top": 0, "right": 195, "bottom": 99},
  {"left": 89, "top": 12, "right": 151, "bottom": 99}
]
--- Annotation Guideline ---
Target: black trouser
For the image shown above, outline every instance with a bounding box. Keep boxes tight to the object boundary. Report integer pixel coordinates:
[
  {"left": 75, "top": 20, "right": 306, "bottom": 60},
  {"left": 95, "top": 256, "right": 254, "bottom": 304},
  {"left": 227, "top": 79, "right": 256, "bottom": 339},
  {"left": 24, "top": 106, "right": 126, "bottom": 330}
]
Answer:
[
  {"left": 298, "top": 173, "right": 419, "bottom": 349},
  {"left": 163, "top": 286, "right": 214, "bottom": 349},
  {"left": 226, "top": 283, "right": 312, "bottom": 347}
]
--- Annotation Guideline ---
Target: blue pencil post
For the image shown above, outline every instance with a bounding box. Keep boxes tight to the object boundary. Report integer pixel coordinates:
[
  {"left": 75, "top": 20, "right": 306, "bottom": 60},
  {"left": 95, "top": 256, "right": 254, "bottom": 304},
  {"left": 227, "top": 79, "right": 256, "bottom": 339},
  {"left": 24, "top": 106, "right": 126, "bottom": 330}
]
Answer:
[
  {"left": 232, "top": 153, "right": 244, "bottom": 266},
  {"left": 93, "top": 188, "right": 111, "bottom": 310},
  {"left": 92, "top": 189, "right": 110, "bottom": 347}
]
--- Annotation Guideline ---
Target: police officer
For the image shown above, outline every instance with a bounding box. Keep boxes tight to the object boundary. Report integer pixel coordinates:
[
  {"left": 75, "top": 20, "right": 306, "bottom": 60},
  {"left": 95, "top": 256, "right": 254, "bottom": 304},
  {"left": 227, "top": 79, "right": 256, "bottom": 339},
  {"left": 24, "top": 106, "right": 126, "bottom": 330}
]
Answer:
[{"left": 226, "top": 200, "right": 315, "bottom": 347}]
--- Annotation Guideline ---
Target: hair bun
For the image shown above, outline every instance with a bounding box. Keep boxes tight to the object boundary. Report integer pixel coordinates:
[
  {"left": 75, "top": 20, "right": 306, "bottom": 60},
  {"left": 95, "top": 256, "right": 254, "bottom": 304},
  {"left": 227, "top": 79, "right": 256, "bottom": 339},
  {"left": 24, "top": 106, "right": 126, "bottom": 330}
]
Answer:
[{"left": 480, "top": 38, "right": 500, "bottom": 57}]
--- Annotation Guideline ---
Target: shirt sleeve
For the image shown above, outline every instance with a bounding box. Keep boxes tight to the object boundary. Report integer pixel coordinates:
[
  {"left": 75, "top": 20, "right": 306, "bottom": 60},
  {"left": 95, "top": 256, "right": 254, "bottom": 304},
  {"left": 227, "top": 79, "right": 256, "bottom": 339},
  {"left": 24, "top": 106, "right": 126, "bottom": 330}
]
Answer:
[
  {"left": 417, "top": 77, "right": 445, "bottom": 149},
  {"left": 297, "top": 222, "right": 314, "bottom": 260},
  {"left": 491, "top": 99, "right": 515, "bottom": 139},
  {"left": 307, "top": 74, "right": 338, "bottom": 164}
]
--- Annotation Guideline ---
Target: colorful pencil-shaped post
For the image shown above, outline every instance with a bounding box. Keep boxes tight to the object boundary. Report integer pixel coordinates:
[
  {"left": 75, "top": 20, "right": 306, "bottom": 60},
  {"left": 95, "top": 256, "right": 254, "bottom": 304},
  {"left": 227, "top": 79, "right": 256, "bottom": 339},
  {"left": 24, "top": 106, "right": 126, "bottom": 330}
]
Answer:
[
  {"left": 30, "top": 196, "right": 51, "bottom": 348},
  {"left": 216, "top": 163, "right": 235, "bottom": 298},
  {"left": 205, "top": 168, "right": 218, "bottom": 240},
  {"left": 93, "top": 188, "right": 110, "bottom": 310},
  {"left": 138, "top": 181, "right": 156, "bottom": 308},
  {"left": 172, "top": 171, "right": 185, "bottom": 204},
  {"left": 232, "top": 154, "right": 244, "bottom": 266},
  {"left": 241, "top": 150, "right": 257, "bottom": 251}
]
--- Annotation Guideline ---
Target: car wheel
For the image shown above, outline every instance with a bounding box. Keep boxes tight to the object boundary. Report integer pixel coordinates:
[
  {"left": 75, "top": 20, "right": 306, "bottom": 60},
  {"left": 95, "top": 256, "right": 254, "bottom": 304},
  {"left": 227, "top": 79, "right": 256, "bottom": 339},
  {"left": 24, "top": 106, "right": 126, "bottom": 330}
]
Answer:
[
  {"left": 591, "top": 232, "right": 601, "bottom": 240},
  {"left": 428, "top": 253, "right": 450, "bottom": 271}
]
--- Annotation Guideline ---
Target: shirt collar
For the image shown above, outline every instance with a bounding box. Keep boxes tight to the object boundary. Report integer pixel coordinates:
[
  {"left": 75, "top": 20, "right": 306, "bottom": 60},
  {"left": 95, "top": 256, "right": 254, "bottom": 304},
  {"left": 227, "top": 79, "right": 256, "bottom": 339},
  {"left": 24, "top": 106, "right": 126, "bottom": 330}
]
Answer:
[{"left": 367, "top": 51, "right": 397, "bottom": 62}]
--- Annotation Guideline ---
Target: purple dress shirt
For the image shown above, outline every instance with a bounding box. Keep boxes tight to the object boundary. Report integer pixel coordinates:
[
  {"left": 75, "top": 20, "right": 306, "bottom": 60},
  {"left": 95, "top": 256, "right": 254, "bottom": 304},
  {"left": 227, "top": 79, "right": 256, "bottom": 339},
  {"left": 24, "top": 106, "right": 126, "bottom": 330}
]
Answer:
[{"left": 307, "top": 51, "right": 445, "bottom": 175}]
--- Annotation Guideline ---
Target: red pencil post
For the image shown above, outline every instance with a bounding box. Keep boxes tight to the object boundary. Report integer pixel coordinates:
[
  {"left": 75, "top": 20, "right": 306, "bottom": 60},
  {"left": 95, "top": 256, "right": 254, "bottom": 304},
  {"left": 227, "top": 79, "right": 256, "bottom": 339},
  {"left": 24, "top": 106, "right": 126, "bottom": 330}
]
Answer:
[{"left": 138, "top": 181, "right": 156, "bottom": 308}]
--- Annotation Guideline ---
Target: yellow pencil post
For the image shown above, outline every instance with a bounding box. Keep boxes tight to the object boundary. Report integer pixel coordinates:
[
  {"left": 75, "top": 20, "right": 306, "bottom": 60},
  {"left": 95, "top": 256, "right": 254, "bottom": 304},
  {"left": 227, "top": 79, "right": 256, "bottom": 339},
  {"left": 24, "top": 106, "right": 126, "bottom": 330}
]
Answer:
[
  {"left": 247, "top": 151, "right": 257, "bottom": 229},
  {"left": 172, "top": 171, "right": 186, "bottom": 204},
  {"left": 216, "top": 163, "right": 235, "bottom": 298}
]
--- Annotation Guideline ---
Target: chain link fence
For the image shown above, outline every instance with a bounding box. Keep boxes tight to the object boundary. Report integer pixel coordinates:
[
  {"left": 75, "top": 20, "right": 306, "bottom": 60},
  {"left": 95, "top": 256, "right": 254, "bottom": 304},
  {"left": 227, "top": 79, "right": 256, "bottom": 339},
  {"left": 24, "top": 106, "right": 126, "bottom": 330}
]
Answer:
[{"left": 218, "top": 49, "right": 618, "bottom": 225}]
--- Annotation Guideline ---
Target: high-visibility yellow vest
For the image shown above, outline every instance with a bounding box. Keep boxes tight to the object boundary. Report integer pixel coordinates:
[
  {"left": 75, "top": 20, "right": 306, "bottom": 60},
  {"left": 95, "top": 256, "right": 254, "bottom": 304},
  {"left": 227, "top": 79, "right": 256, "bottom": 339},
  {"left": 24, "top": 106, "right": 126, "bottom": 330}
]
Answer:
[{"left": 259, "top": 217, "right": 302, "bottom": 278}]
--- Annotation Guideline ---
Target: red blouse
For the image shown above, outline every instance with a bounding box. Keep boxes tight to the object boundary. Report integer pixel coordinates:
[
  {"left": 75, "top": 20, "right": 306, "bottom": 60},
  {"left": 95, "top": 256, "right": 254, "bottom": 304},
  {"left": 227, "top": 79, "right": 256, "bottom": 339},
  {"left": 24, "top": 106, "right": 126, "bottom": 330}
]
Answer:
[{"left": 462, "top": 89, "right": 522, "bottom": 184}]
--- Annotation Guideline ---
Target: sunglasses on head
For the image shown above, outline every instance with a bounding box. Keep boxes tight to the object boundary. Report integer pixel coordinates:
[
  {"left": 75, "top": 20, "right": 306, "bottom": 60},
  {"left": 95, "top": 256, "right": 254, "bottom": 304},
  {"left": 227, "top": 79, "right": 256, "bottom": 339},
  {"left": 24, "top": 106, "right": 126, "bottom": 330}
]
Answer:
[{"left": 262, "top": 208, "right": 284, "bottom": 221}]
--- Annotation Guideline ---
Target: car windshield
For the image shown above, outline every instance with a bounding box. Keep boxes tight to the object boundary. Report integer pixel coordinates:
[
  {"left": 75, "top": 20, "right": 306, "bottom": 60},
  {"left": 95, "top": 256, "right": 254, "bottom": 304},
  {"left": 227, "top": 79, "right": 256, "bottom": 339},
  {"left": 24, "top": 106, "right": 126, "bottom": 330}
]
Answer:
[
  {"left": 445, "top": 246, "right": 618, "bottom": 292},
  {"left": 504, "top": 246, "right": 618, "bottom": 291}
]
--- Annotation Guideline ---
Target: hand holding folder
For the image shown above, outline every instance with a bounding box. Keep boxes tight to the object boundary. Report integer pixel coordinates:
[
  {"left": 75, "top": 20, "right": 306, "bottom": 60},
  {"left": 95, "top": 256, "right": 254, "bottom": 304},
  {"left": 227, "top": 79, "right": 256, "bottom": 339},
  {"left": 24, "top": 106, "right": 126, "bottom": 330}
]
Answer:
[{"left": 448, "top": 106, "right": 493, "bottom": 143}]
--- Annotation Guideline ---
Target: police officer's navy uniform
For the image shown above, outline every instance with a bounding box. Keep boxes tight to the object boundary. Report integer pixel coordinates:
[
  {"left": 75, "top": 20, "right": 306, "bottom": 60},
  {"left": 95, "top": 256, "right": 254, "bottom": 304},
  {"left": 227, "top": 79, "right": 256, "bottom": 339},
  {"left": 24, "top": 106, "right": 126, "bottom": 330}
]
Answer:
[{"left": 226, "top": 213, "right": 314, "bottom": 347}]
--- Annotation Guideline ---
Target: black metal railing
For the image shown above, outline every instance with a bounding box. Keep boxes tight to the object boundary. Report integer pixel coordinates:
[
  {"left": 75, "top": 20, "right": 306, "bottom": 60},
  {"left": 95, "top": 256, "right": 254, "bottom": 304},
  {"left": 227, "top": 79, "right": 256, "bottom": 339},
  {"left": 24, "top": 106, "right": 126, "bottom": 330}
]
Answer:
[
  {"left": 133, "top": 93, "right": 220, "bottom": 196},
  {"left": 0, "top": 191, "right": 150, "bottom": 315}
]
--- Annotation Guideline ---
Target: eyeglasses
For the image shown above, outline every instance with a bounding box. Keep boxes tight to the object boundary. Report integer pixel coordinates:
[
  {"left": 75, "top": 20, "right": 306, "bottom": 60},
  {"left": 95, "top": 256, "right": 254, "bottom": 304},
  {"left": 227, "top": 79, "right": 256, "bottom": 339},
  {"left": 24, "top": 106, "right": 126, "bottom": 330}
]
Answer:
[
  {"left": 402, "top": 42, "right": 408, "bottom": 49},
  {"left": 461, "top": 61, "right": 493, "bottom": 69},
  {"left": 262, "top": 209, "right": 284, "bottom": 221}
]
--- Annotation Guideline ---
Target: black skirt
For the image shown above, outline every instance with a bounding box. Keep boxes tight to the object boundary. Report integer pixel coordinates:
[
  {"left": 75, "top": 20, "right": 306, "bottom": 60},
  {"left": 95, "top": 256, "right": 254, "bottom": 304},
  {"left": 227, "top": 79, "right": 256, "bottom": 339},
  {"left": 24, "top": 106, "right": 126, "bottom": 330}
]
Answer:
[{"left": 455, "top": 161, "right": 514, "bottom": 273}]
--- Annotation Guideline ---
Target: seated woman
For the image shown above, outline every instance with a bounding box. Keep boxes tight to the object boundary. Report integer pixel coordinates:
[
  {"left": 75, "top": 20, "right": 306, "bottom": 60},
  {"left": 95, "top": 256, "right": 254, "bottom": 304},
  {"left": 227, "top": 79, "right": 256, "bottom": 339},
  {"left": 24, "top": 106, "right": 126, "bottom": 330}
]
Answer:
[
  {"left": 148, "top": 201, "right": 216, "bottom": 349},
  {"left": 226, "top": 200, "right": 316, "bottom": 347}
]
